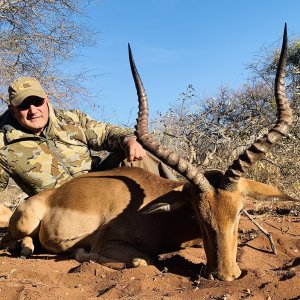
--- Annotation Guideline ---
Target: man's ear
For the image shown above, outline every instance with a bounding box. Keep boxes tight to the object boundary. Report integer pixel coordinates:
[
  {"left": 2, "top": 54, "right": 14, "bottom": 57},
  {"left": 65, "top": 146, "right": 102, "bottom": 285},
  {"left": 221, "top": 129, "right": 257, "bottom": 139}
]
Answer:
[{"left": 8, "top": 105, "right": 16, "bottom": 119}]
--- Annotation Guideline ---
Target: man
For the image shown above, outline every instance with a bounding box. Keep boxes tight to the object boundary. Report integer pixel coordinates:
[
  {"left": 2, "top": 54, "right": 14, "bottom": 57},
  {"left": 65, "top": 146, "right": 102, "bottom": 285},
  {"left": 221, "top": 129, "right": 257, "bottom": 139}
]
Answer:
[{"left": 0, "top": 77, "right": 175, "bottom": 196}]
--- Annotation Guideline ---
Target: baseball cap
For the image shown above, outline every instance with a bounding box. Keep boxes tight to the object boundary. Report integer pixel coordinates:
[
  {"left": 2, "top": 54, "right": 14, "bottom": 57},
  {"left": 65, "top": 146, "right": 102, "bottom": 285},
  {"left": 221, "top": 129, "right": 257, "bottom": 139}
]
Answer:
[{"left": 8, "top": 77, "right": 47, "bottom": 106}]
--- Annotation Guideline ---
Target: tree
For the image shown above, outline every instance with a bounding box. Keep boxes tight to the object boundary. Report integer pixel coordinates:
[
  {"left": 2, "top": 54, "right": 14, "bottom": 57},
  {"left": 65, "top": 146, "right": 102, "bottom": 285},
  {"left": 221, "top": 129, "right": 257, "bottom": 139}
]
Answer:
[
  {"left": 0, "top": 0, "right": 96, "bottom": 110},
  {"left": 248, "top": 39, "right": 300, "bottom": 95},
  {"left": 153, "top": 38, "right": 300, "bottom": 199}
]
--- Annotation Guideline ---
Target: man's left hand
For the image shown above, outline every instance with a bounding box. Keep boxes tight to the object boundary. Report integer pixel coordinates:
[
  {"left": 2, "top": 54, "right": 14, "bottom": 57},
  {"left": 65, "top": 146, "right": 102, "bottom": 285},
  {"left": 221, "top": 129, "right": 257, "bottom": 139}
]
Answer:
[{"left": 125, "top": 138, "right": 146, "bottom": 162}]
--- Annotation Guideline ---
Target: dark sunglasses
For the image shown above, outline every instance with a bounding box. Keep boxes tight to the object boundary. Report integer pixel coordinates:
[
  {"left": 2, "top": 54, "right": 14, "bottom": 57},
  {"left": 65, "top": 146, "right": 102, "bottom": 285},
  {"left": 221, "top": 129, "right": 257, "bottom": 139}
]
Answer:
[{"left": 17, "top": 98, "right": 45, "bottom": 111}]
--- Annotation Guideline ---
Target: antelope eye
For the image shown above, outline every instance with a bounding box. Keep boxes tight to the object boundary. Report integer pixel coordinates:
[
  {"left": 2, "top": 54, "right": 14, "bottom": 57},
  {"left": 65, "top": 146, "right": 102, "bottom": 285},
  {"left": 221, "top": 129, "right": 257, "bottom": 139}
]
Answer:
[{"left": 238, "top": 207, "right": 244, "bottom": 215}]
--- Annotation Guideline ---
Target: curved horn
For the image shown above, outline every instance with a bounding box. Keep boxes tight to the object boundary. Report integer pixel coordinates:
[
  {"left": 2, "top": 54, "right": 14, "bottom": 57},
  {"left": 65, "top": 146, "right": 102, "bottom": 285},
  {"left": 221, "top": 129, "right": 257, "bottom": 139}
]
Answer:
[
  {"left": 128, "top": 44, "right": 212, "bottom": 193},
  {"left": 222, "top": 24, "right": 293, "bottom": 191}
]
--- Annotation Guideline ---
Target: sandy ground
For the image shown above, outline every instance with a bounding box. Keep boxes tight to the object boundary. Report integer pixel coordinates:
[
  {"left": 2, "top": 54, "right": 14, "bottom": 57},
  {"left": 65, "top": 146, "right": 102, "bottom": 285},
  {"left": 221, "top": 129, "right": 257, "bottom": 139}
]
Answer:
[{"left": 0, "top": 201, "right": 299, "bottom": 300}]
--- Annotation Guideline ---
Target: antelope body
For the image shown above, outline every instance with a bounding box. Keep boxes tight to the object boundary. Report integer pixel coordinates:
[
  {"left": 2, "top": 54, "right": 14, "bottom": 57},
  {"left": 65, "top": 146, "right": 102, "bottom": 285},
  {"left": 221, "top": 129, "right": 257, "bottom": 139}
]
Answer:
[{"left": 0, "top": 25, "right": 295, "bottom": 281}]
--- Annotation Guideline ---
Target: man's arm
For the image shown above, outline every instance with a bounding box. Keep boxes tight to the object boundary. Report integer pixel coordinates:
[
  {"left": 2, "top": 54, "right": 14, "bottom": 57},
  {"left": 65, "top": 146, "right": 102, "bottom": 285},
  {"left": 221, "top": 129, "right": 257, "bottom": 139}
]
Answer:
[{"left": 70, "top": 110, "right": 146, "bottom": 161}]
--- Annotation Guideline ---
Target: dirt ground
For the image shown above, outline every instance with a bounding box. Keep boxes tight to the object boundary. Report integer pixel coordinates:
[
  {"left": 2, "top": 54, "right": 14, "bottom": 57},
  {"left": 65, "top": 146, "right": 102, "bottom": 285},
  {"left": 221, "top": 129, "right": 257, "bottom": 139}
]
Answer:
[{"left": 0, "top": 193, "right": 299, "bottom": 300}]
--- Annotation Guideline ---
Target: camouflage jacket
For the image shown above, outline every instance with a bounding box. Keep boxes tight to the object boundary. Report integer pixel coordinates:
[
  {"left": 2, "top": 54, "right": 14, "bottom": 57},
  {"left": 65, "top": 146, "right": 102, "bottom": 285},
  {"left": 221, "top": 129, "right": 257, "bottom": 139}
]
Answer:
[{"left": 0, "top": 103, "right": 134, "bottom": 196}]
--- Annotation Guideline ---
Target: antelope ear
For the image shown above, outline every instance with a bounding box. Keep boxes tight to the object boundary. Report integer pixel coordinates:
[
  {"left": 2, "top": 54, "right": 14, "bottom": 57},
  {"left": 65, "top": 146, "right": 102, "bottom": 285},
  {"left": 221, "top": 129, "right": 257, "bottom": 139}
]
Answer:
[
  {"left": 238, "top": 178, "right": 298, "bottom": 201},
  {"left": 140, "top": 202, "right": 182, "bottom": 214},
  {"left": 140, "top": 185, "right": 188, "bottom": 214}
]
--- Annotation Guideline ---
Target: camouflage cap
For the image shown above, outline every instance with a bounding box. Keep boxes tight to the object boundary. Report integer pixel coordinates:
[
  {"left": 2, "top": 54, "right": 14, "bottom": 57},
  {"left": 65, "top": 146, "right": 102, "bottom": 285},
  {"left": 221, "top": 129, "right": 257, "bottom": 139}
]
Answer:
[{"left": 9, "top": 77, "right": 47, "bottom": 106}]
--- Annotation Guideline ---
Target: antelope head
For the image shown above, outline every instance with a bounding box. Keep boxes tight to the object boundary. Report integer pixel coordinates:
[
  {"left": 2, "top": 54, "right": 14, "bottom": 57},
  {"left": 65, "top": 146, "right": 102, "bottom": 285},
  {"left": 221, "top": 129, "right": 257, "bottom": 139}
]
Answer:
[{"left": 128, "top": 24, "right": 293, "bottom": 281}]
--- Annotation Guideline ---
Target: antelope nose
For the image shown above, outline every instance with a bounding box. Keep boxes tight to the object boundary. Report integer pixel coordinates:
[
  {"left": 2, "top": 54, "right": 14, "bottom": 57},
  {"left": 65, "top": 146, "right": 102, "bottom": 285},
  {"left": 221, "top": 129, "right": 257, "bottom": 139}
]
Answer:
[{"left": 218, "top": 265, "right": 242, "bottom": 281}]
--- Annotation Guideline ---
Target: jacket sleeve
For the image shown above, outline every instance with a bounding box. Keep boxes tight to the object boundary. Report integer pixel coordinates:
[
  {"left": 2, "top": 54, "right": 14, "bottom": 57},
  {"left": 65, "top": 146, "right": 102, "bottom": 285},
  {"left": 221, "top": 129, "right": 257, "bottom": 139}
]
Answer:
[
  {"left": 71, "top": 110, "right": 136, "bottom": 152},
  {"left": 0, "top": 166, "right": 10, "bottom": 192}
]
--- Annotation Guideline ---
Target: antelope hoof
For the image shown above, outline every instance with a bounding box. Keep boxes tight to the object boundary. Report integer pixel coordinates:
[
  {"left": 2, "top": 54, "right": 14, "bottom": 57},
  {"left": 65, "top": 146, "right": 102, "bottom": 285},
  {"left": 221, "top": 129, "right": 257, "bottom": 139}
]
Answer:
[
  {"left": 132, "top": 258, "right": 148, "bottom": 267},
  {"left": 20, "top": 236, "right": 34, "bottom": 258},
  {"left": 204, "top": 266, "right": 241, "bottom": 281}
]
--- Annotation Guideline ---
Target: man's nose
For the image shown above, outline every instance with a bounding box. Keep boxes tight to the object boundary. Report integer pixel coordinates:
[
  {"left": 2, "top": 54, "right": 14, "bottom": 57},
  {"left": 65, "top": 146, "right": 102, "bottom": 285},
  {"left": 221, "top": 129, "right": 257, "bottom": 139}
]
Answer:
[{"left": 28, "top": 104, "right": 38, "bottom": 113}]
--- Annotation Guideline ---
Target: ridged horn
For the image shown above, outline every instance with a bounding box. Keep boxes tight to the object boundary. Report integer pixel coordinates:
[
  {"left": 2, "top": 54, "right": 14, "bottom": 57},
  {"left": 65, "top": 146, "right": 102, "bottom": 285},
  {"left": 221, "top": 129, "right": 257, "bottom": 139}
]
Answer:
[
  {"left": 222, "top": 23, "right": 293, "bottom": 191},
  {"left": 128, "top": 43, "right": 213, "bottom": 193}
]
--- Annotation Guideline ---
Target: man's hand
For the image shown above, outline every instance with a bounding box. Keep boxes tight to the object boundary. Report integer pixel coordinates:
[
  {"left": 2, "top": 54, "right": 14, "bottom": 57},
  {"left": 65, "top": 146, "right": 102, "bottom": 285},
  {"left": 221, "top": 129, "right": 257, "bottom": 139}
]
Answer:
[{"left": 125, "top": 138, "right": 146, "bottom": 162}]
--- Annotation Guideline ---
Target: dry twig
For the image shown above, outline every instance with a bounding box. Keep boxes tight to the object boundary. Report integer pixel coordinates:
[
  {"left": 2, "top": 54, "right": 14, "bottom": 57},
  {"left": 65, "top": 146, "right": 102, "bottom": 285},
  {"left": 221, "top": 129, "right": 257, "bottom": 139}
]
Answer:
[{"left": 242, "top": 210, "right": 278, "bottom": 255}]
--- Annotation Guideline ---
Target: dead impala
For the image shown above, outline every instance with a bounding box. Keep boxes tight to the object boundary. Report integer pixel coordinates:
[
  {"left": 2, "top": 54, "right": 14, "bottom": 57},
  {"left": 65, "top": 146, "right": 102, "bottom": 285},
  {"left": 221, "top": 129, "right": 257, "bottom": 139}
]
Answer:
[{"left": 0, "top": 25, "right": 295, "bottom": 281}]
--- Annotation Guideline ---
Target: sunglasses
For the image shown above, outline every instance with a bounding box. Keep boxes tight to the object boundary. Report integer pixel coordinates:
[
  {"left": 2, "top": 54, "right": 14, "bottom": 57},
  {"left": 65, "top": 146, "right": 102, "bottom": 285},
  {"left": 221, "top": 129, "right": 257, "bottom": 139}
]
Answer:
[{"left": 17, "top": 98, "right": 45, "bottom": 111}]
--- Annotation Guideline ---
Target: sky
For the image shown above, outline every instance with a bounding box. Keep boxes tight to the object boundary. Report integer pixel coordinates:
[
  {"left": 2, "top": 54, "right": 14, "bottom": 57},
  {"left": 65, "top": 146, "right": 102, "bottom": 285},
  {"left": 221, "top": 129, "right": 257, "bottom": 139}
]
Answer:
[{"left": 69, "top": 0, "right": 300, "bottom": 126}]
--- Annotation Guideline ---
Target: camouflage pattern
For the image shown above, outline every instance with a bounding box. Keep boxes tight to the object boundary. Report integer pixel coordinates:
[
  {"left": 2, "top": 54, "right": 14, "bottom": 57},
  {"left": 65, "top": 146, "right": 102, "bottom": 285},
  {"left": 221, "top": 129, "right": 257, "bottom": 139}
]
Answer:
[{"left": 0, "top": 103, "right": 135, "bottom": 196}]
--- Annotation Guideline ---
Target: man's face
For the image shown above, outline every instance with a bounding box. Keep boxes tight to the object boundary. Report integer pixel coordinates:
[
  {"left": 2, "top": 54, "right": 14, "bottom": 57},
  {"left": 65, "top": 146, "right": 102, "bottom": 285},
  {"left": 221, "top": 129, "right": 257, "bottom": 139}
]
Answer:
[{"left": 9, "top": 96, "right": 49, "bottom": 135}]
